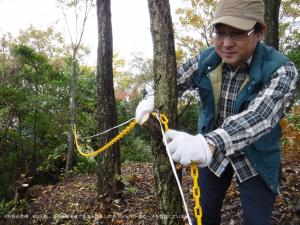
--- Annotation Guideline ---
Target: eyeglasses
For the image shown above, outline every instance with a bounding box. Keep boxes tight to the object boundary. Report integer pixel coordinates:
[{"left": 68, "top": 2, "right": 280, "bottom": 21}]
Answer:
[{"left": 213, "top": 29, "right": 254, "bottom": 41}]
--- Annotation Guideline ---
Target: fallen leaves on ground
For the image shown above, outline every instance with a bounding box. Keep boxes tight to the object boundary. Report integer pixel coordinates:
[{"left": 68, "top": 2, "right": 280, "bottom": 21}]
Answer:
[{"left": 2, "top": 151, "right": 299, "bottom": 225}]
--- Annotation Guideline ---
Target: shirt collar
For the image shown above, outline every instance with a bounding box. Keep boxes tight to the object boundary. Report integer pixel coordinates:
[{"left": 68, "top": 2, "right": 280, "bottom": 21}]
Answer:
[{"left": 222, "top": 56, "right": 252, "bottom": 73}]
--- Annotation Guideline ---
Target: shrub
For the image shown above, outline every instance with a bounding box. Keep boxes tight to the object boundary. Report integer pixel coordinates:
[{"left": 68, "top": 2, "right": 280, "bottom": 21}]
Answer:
[{"left": 121, "top": 135, "right": 152, "bottom": 162}]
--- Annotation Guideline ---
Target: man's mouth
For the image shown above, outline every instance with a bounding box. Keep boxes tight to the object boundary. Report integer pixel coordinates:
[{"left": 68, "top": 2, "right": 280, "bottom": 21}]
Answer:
[{"left": 222, "top": 51, "right": 236, "bottom": 58}]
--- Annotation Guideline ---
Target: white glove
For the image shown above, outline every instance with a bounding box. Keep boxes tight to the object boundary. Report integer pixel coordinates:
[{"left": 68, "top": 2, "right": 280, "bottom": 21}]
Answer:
[
  {"left": 165, "top": 129, "right": 213, "bottom": 167},
  {"left": 135, "top": 95, "right": 154, "bottom": 125}
]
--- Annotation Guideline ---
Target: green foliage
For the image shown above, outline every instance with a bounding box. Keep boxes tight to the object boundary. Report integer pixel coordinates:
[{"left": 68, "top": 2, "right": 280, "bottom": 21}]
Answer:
[
  {"left": 124, "top": 186, "right": 139, "bottom": 194},
  {"left": 279, "top": 0, "right": 300, "bottom": 53},
  {"left": 73, "top": 157, "right": 97, "bottom": 174},
  {"left": 17, "top": 26, "right": 69, "bottom": 60},
  {"left": 116, "top": 173, "right": 139, "bottom": 194},
  {"left": 280, "top": 105, "right": 300, "bottom": 151},
  {"left": 175, "top": 0, "right": 216, "bottom": 60},
  {"left": 37, "top": 144, "right": 67, "bottom": 179},
  {"left": 0, "top": 42, "right": 70, "bottom": 199},
  {"left": 287, "top": 46, "right": 300, "bottom": 69},
  {"left": 0, "top": 38, "right": 98, "bottom": 197},
  {"left": 76, "top": 68, "right": 98, "bottom": 136},
  {"left": 177, "top": 90, "right": 200, "bottom": 134},
  {"left": 0, "top": 199, "right": 14, "bottom": 217},
  {"left": 0, "top": 152, "right": 18, "bottom": 200},
  {"left": 178, "top": 101, "right": 199, "bottom": 134},
  {"left": 0, "top": 199, "right": 28, "bottom": 218},
  {"left": 116, "top": 98, "right": 153, "bottom": 163},
  {"left": 286, "top": 46, "right": 300, "bottom": 101},
  {"left": 121, "top": 135, "right": 152, "bottom": 163},
  {"left": 285, "top": 106, "right": 300, "bottom": 130}
]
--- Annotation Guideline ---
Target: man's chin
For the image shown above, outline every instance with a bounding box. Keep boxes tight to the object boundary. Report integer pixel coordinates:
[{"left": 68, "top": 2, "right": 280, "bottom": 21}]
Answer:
[{"left": 222, "top": 58, "right": 239, "bottom": 68}]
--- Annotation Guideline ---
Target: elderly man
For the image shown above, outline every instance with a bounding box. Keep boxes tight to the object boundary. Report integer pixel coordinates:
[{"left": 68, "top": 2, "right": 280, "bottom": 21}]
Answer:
[{"left": 135, "top": 0, "right": 299, "bottom": 224}]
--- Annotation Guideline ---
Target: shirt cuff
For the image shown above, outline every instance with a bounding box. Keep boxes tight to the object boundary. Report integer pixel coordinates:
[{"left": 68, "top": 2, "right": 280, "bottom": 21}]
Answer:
[{"left": 205, "top": 128, "right": 234, "bottom": 156}]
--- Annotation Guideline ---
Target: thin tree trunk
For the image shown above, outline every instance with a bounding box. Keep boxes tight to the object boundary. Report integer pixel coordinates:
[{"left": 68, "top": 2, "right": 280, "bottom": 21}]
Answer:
[
  {"left": 60, "top": 0, "right": 92, "bottom": 175},
  {"left": 65, "top": 55, "right": 77, "bottom": 174},
  {"left": 1, "top": 39, "right": 5, "bottom": 83},
  {"left": 30, "top": 67, "right": 39, "bottom": 175},
  {"left": 96, "top": 0, "right": 122, "bottom": 201},
  {"left": 264, "top": 0, "right": 281, "bottom": 49},
  {"left": 31, "top": 104, "right": 38, "bottom": 175},
  {"left": 0, "top": 107, "right": 13, "bottom": 153},
  {"left": 148, "top": 0, "right": 183, "bottom": 224},
  {"left": 17, "top": 115, "right": 27, "bottom": 172}
]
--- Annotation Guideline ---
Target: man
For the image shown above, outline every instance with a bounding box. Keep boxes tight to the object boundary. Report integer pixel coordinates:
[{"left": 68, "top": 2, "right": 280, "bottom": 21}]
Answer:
[{"left": 135, "top": 0, "right": 298, "bottom": 224}]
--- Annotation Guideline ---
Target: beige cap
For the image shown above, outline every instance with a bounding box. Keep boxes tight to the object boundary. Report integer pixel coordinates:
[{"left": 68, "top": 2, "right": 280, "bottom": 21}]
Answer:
[{"left": 211, "top": 0, "right": 265, "bottom": 30}]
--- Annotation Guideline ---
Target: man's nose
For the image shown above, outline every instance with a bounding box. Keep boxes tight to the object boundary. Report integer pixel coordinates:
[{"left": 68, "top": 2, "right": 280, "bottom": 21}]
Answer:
[{"left": 223, "top": 36, "right": 234, "bottom": 47}]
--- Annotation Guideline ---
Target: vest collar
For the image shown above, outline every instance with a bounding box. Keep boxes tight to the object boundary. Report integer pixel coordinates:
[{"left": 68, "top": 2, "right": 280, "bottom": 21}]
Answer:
[
  {"left": 248, "top": 42, "right": 264, "bottom": 85},
  {"left": 202, "top": 44, "right": 262, "bottom": 85}
]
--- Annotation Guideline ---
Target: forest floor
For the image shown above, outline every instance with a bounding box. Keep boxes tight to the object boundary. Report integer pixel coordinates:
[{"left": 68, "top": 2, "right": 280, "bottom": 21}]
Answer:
[{"left": 2, "top": 150, "right": 300, "bottom": 225}]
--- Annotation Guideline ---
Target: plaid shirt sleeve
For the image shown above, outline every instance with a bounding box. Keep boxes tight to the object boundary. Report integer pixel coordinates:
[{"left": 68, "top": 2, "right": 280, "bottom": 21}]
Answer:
[
  {"left": 205, "top": 62, "right": 299, "bottom": 156},
  {"left": 177, "top": 54, "right": 201, "bottom": 95}
]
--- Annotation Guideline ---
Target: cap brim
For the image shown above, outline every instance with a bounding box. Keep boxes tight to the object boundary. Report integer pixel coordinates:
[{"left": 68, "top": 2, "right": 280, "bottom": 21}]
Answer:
[{"left": 210, "top": 16, "right": 256, "bottom": 30}]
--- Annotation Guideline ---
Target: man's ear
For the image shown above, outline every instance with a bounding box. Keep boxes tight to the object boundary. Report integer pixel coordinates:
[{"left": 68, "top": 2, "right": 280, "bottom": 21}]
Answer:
[{"left": 258, "top": 24, "right": 267, "bottom": 41}]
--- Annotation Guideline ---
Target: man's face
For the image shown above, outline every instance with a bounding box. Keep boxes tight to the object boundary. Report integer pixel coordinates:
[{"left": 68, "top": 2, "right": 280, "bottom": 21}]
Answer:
[{"left": 214, "top": 24, "right": 265, "bottom": 69}]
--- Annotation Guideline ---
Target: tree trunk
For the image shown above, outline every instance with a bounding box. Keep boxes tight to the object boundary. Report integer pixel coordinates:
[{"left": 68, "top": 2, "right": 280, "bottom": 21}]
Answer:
[
  {"left": 0, "top": 107, "right": 13, "bottom": 154},
  {"left": 1, "top": 38, "right": 6, "bottom": 84},
  {"left": 61, "top": 0, "right": 92, "bottom": 175},
  {"left": 65, "top": 54, "right": 77, "bottom": 174},
  {"left": 31, "top": 102, "right": 38, "bottom": 175},
  {"left": 17, "top": 115, "right": 27, "bottom": 172},
  {"left": 147, "top": 0, "right": 183, "bottom": 224},
  {"left": 264, "top": 0, "right": 281, "bottom": 49},
  {"left": 96, "top": 0, "right": 122, "bottom": 200}
]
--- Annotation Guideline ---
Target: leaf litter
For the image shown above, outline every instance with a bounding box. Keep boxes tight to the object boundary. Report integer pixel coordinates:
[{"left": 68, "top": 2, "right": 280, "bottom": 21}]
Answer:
[{"left": 2, "top": 151, "right": 299, "bottom": 225}]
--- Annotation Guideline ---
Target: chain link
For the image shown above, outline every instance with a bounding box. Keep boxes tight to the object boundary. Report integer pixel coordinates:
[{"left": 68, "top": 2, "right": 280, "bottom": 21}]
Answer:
[
  {"left": 191, "top": 163, "right": 203, "bottom": 225},
  {"left": 73, "top": 120, "right": 137, "bottom": 157},
  {"left": 159, "top": 112, "right": 202, "bottom": 225}
]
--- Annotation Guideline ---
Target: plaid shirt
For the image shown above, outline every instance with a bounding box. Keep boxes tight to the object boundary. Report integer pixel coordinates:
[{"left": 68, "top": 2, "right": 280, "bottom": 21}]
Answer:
[{"left": 177, "top": 53, "right": 298, "bottom": 183}]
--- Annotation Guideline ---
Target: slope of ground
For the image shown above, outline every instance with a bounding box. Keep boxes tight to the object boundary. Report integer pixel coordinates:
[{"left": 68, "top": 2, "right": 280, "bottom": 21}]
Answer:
[{"left": 2, "top": 150, "right": 300, "bottom": 225}]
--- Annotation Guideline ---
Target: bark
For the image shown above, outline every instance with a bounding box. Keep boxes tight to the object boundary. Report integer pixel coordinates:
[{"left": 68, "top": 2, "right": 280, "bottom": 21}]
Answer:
[
  {"left": 31, "top": 97, "right": 38, "bottom": 175},
  {"left": 62, "top": 0, "right": 92, "bottom": 175},
  {"left": 264, "top": 0, "right": 281, "bottom": 49},
  {"left": 31, "top": 70, "right": 40, "bottom": 175},
  {"left": 65, "top": 54, "right": 77, "bottom": 174},
  {"left": 17, "top": 115, "right": 27, "bottom": 172},
  {"left": 142, "top": 114, "right": 165, "bottom": 140},
  {"left": 0, "top": 107, "right": 13, "bottom": 153},
  {"left": 96, "top": 0, "right": 122, "bottom": 199},
  {"left": 147, "top": 0, "right": 183, "bottom": 224},
  {"left": 1, "top": 38, "right": 5, "bottom": 83}
]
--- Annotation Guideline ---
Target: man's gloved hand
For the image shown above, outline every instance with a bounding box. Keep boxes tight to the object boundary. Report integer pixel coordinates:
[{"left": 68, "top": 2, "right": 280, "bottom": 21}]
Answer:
[
  {"left": 135, "top": 95, "right": 154, "bottom": 125},
  {"left": 165, "top": 129, "right": 213, "bottom": 167}
]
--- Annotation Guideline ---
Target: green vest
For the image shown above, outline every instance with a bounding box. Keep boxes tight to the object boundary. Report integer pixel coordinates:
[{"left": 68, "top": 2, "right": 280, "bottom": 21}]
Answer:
[{"left": 193, "top": 43, "right": 289, "bottom": 193}]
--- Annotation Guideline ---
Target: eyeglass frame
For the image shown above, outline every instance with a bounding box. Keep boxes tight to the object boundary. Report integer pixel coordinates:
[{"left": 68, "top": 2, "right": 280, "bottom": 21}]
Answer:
[{"left": 213, "top": 28, "right": 255, "bottom": 41}]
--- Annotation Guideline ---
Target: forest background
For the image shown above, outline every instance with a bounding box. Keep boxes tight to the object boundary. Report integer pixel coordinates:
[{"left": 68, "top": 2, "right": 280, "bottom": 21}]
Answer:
[{"left": 0, "top": 0, "right": 299, "bottom": 224}]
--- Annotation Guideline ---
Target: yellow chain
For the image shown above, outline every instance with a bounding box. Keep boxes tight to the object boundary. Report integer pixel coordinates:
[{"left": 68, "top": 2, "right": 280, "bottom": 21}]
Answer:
[
  {"left": 73, "top": 120, "right": 137, "bottom": 157},
  {"left": 155, "top": 112, "right": 169, "bottom": 131},
  {"left": 73, "top": 113, "right": 202, "bottom": 225},
  {"left": 191, "top": 163, "right": 202, "bottom": 225},
  {"left": 156, "top": 112, "right": 202, "bottom": 225}
]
